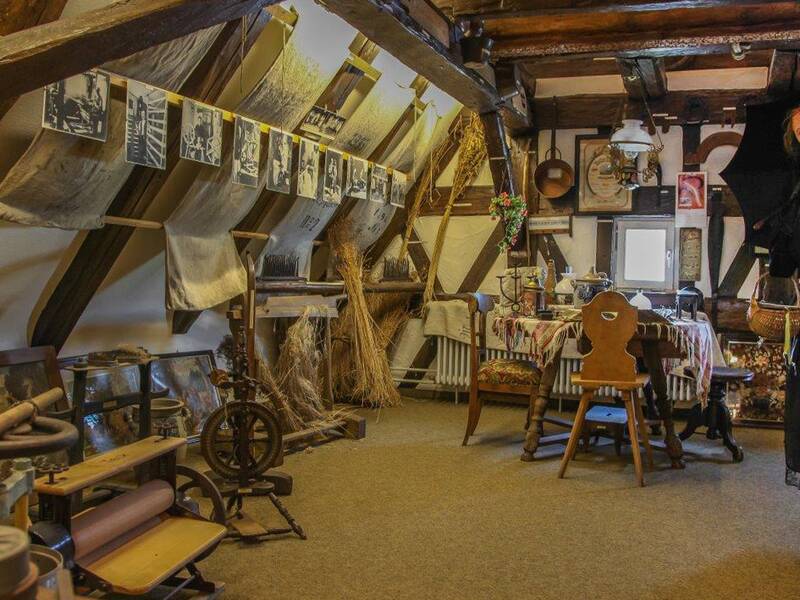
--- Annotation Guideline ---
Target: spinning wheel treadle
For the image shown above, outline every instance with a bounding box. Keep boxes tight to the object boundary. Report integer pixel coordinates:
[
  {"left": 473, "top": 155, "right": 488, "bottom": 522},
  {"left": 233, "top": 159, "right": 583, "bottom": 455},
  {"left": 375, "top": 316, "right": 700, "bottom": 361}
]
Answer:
[{"left": 200, "top": 401, "right": 282, "bottom": 481}]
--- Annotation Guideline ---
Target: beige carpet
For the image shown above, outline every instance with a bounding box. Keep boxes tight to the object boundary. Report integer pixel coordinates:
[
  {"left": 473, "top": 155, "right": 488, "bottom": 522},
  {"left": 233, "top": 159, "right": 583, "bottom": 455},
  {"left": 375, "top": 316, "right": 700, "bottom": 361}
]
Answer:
[{"left": 196, "top": 399, "right": 800, "bottom": 600}]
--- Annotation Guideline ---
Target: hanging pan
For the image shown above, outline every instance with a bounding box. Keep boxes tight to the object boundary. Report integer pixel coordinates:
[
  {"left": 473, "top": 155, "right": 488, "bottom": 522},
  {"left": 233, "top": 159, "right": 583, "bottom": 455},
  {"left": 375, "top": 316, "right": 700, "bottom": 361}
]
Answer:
[{"left": 534, "top": 98, "right": 574, "bottom": 199}]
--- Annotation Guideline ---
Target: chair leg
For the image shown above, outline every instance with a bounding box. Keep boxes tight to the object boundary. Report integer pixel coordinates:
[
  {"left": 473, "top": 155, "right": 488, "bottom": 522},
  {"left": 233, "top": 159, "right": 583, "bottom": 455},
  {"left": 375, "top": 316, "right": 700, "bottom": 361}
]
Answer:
[
  {"left": 632, "top": 390, "right": 654, "bottom": 470},
  {"left": 624, "top": 399, "right": 644, "bottom": 487},
  {"left": 558, "top": 390, "right": 592, "bottom": 479},
  {"left": 462, "top": 387, "right": 483, "bottom": 446}
]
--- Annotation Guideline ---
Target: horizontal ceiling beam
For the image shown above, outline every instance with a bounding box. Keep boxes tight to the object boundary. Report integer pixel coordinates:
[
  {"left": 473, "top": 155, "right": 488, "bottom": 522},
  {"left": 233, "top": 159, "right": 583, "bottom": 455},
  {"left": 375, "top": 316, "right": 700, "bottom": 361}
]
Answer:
[
  {"left": 442, "top": 0, "right": 785, "bottom": 19},
  {"left": 532, "top": 88, "right": 768, "bottom": 129},
  {"left": 320, "top": 0, "right": 528, "bottom": 131},
  {"left": 0, "top": 0, "right": 277, "bottom": 101},
  {"left": 487, "top": 2, "right": 800, "bottom": 59}
]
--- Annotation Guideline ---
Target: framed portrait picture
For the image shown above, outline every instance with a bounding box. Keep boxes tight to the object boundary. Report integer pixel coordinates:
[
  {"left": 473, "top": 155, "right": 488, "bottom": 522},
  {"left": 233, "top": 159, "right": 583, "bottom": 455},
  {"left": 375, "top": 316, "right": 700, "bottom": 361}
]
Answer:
[
  {"left": 297, "top": 138, "right": 320, "bottom": 200},
  {"left": 389, "top": 171, "right": 406, "bottom": 208},
  {"left": 232, "top": 116, "right": 261, "bottom": 187},
  {"left": 180, "top": 98, "right": 223, "bottom": 167},
  {"left": 347, "top": 156, "right": 368, "bottom": 200},
  {"left": 575, "top": 135, "right": 632, "bottom": 214},
  {"left": 266, "top": 129, "right": 293, "bottom": 194},
  {"left": 676, "top": 171, "right": 707, "bottom": 214},
  {"left": 369, "top": 164, "right": 388, "bottom": 204},
  {"left": 150, "top": 351, "right": 222, "bottom": 439},
  {"left": 323, "top": 148, "right": 344, "bottom": 204},
  {"left": 125, "top": 79, "right": 167, "bottom": 169},
  {"left": 42, "top": 70, "right": 110, "bottom": 142}
]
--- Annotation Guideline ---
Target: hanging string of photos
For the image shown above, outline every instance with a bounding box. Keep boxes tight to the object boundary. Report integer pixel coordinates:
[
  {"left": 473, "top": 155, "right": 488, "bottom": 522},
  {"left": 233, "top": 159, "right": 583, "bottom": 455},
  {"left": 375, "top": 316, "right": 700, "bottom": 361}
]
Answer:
[{"left": 40, "top": 69, "right": 408, "bottom": 209}]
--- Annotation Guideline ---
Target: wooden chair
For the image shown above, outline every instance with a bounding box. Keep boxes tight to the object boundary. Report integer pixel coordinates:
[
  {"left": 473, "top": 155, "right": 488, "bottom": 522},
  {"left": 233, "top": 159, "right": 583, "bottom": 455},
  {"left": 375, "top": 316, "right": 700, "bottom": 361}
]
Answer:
[
  {"left": 462, "top": 293, "right": 542, "bottom": 445},
  {"left": 558, "top": 291, "right": 654, "bottom": 486}
]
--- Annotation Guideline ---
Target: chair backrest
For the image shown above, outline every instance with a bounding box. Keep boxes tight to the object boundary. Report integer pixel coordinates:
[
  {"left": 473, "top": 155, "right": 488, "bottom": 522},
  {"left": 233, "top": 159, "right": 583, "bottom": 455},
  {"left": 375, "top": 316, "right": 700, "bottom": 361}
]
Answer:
[{"left": 580, "top": 291, "right": 638, "bottom": 383}]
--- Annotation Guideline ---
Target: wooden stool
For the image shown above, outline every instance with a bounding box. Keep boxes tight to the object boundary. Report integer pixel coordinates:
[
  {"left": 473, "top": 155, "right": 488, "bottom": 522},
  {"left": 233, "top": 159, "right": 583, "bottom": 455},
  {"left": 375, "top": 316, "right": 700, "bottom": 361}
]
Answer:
[
  {"left": 679, "top": 366, "right": 753, "bottom": 462},
  {"left": 558, "top": 291, "right": 654, "bottom": 487}
]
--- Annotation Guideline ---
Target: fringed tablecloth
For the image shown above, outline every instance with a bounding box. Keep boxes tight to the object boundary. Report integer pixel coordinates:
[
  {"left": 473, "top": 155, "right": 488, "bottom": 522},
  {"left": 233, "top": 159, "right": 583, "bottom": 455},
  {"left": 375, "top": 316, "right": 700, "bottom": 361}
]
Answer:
[{"left": 495, "top": 313, "right": 723, "bottom": 404}]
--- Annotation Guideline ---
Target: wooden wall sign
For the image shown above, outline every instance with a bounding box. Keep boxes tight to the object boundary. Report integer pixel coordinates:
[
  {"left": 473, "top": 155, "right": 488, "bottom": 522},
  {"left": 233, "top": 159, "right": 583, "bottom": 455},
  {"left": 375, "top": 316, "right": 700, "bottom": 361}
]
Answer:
[
  {"left": 528, "top": 214, "right": 572, "bottom": 235},
  {"left": 679, "top": 227, "right": 702, "bottom": 281}
]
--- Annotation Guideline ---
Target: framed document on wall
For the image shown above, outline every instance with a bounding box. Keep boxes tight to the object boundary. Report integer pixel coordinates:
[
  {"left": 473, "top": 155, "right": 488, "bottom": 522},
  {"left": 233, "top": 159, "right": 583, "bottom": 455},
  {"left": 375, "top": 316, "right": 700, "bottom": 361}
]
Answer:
[
  {"left": 575, "top": 135, "right": 632, "bottom": 214},
  {"left": 679, "top": 227, "right": 702, "bottom": 281}
]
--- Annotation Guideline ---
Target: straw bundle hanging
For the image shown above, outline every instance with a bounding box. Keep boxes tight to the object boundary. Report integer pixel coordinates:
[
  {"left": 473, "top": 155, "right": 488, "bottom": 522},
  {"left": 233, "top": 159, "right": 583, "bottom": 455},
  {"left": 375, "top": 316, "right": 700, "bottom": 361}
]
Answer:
[
  {"left": 423, "top": 113, "right": 487, "bottom": 304},
  {"left": 398, "top": 133, "right": 456, "bottom": 262},
  {"left": 329, "top": 222, "right": 402, "bottom": 408}
]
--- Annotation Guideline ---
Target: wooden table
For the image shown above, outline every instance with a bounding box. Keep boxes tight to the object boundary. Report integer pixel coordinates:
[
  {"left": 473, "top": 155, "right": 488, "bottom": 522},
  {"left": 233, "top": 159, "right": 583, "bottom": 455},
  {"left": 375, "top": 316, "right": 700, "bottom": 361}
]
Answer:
[{"left": 516, "top": 311, "right": 690, "bottom": 469}]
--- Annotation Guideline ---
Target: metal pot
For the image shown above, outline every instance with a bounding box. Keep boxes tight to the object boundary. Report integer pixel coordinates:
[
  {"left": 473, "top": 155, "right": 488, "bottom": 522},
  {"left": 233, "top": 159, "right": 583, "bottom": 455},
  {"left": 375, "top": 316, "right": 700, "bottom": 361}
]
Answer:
[
  {"left": 533, "top": 99, "right": 574, "bottom": 199},
  {"left": 573, "top": 267, "right": 612, "bottom": 308}
]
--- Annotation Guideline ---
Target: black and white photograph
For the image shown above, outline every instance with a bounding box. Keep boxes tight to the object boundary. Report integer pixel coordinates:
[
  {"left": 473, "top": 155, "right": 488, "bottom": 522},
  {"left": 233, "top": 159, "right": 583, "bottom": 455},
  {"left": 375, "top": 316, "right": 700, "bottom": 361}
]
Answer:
[
  {"left": 302, "top": 105, "right": 347, "bottom": 138},
  {"left": 347, "top": 156, "right": 368, "bottom": 199},
  {"left": 266, "top": 128, "right": 293, "bottom": 194},
  {"left": 369, "top": 164, "right": 388, "bottom": 204},
  {"left": 323, "top": 148, "right": 344, "bottom": 204},
  {"left": 180, "top": 98, "right": 223, "bottom": 167},
  {"left": 42, "top": 70, "right": 110, "bottom": 141},
  {"left": 389, "top": 170, "right": 406, "bottom": 208},
  {"left": 233, "top": 116, "right": 261, "bottom": 187},
  {"left": 125, "top": 80, "right": 167, "bottom": 169},
  {"left": 297, "top": 138, "right": 320, "bottom": 199}
]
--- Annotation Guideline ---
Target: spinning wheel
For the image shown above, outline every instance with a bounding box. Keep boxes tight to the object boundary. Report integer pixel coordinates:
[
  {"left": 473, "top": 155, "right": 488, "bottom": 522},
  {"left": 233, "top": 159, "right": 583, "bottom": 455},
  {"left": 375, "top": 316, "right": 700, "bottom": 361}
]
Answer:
[
  {"left": 175, "top": 465, "right": 227, "bottom": 526},
  {"left": 199, "top": 401, "right": 282, "bottom": 482}
]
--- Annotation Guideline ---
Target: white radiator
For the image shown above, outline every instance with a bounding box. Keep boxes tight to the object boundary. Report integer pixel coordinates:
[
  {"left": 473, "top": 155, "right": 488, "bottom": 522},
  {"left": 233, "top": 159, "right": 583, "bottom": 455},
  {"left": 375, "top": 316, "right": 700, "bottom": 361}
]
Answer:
[{"left": 433, "top": 336, "right": 696, "bottom": 403}]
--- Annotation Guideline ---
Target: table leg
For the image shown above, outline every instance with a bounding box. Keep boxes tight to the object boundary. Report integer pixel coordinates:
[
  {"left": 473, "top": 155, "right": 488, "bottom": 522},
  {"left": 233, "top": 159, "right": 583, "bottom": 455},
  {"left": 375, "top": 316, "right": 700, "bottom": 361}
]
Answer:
[
  {"left": 521, "top": 359, "right": 559, "bottom": 462},
  {"left": 641, "top": 340, "right": 685, "bottom": 469}
]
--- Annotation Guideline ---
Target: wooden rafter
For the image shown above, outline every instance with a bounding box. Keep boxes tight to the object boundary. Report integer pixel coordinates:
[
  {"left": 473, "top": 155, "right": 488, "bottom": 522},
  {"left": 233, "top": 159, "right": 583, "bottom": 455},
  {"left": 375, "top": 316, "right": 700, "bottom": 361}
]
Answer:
[
  {"left": 617, "top": 57, "right": 667, "bottom": 99},
  {"left": 31, "top": 13, "right": 271, "bottom": 351},
  {"left": 0, "top": 0, "right": 68, "bottom": 120},
  {"left": 0, "top": 0, "right": 279, "bottom": 102},
  {"left": 320, "top": 0, "right": 528, "bottom": 131},
  {"left": 484, "top": 1, "right": 800, "bottom": 59},
  {"left": 767, "top": 49, "right": 800, "bottom": 95}
]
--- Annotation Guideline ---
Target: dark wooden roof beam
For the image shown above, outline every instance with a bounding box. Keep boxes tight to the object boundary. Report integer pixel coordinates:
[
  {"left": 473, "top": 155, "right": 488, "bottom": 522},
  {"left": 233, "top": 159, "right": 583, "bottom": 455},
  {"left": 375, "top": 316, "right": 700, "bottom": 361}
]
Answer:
[
  {"left": 617, "top": 57, "right": 667, "bottom": 99},
  {"left": 0, "top": 0, "right": 280, "bottom": 102}
]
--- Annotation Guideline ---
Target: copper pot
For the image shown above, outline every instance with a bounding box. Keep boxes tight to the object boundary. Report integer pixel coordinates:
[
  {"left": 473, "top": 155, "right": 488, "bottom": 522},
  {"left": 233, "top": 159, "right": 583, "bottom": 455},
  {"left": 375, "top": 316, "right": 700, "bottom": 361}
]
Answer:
[{"left": 534, "top": 99, "right": 574, "bottom": 199}]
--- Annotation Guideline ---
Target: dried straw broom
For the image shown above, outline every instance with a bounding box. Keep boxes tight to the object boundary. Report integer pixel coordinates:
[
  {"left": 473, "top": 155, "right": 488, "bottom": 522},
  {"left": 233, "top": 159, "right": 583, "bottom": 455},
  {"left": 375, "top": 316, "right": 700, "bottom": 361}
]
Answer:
[{"left": 329, "top": 223, "right": 402, "bottom": 408}]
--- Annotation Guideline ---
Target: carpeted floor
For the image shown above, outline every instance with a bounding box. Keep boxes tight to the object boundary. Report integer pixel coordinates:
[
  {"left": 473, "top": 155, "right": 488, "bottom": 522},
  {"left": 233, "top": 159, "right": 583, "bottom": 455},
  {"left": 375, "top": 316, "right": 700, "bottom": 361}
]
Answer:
[{"left": 196, "top": 399, "right": 800, "bottom": 600}]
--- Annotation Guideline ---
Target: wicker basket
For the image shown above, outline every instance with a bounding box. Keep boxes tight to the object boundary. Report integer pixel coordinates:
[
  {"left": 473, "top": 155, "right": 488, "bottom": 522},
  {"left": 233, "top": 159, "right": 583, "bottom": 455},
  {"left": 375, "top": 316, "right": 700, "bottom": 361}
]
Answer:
[{"left": 747, "top": 274, "right": 800, "bottom": 340}]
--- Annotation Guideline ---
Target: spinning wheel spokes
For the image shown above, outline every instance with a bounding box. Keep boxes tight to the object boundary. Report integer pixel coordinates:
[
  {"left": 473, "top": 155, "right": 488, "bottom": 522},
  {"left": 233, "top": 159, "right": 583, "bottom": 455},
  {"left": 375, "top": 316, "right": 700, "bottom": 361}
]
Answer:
[{"left": 200, "top": 401, "right": 281, "bottom": 482}]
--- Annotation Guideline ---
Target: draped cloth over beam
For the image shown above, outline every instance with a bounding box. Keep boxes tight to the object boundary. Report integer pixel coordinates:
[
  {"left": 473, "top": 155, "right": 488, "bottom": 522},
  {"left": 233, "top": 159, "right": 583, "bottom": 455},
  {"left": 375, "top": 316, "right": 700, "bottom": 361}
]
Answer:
[
  {"left": 163, "top": 0, "right": 354, "bottom": 303},
  {"left": 0, "top": 25, "right": 223, "bottom": 230}
]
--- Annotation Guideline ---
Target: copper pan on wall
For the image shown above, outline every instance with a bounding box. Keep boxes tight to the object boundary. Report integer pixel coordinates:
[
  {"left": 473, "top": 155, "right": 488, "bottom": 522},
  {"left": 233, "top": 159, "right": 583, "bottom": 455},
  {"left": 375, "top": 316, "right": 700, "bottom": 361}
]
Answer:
[{"left": 534, "top": 98, "right": 574, "bottom": 199}]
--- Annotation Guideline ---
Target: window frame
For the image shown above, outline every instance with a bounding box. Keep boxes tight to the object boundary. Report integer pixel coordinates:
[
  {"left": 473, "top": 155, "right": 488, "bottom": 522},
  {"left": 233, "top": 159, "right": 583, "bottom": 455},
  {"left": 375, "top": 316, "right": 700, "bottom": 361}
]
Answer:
[{"left": 611, "top": 216, "right": 677, "bottom": 292}]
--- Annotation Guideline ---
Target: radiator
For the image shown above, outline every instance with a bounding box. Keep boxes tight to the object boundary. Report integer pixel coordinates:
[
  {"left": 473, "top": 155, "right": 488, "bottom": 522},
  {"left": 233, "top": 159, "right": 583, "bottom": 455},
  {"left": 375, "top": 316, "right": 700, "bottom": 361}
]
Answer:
[{"left": 433, "top": 336, "right": 696, "bottom": 403}]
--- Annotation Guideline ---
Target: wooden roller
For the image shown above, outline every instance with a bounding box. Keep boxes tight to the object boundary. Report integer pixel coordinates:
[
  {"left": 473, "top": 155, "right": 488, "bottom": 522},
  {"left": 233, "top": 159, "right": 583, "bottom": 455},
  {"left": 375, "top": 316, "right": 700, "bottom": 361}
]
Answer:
[
  {"left": 0, "top": 388, "right": 63, "bottom": 436},
  {"left": 71, "top": 480, "right": 174, "bottom": 561}
]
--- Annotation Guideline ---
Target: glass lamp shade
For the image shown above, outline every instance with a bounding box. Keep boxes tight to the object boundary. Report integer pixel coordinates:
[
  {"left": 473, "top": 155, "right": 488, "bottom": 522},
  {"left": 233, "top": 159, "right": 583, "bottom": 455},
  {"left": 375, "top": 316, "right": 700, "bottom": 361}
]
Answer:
[{"left": 610, "top": 119, "right": 653, "bottom": 156}]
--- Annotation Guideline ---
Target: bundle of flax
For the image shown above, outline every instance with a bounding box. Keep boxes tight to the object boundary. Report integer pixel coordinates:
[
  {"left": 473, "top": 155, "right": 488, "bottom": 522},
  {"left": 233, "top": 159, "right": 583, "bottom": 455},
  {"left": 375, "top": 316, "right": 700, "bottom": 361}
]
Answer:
[
  {"left": 423, "top": 113, "right": 487, "bottom": 303},
  {"left": 273, "top": 309, "right": 329, "bottom": 426},
  {"left": 329, "top": 223, "right": 402, "bottom": 408}
]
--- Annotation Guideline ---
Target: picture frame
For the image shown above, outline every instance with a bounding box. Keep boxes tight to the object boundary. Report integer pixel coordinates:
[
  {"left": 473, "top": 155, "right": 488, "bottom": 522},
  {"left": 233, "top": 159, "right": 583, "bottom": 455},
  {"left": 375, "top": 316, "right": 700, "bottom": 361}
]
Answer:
[
  {"left": 0, "top": 346, "right": 67, "bottom": 413},
  {"left": 297, "top": 138, "right": 320, "bottom": 200},
  {"left": 232, "top": 115, "right": 261, "bottom": 188},
  {"left": 180, "top": 98, "right": 223, "bottom": 167},
  {"left": 676, "top": 171, "right": 707, "bottom": 214},
  {"left": 266, "top": 129, "right": 293, "bottom": 194},
  {"left": 528, "top": 214, "right": 572, "bottom": 235},
  {"left": 725, "top": 340, "right": 784, "bottom": 427},
  {"left": 150, "top": 350, "right": 222, "bottom": 439},
  {"left": 125, "top": 79, "right": 167, "bottom": 169},
  {"left": 575, "top": 134, "right": 632, "bottom": 215},
  {"left": 42, "top": 70, "right": 110, "bottom": 142}
]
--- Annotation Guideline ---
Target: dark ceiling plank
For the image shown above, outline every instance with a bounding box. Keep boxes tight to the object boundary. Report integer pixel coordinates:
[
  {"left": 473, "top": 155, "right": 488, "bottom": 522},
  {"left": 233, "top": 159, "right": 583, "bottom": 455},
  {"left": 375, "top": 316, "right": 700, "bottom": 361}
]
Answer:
[
  {"left": 488, "top": 2, "right": 800, "bottom": 59},
  {"left": 0, "top": 0, "right": 68, "bottom": 121},
  {"left": 441, "top": 0, "right": 781, "bottom": 19},
  {"left": 767, "top": 49, "right": 799, "bottom": 95},
  {"left": 0, "top": 0, "right": 68, "bottom": 35},
  {"left": 519, "top": 51, "right": 772, "bottom": 81},
  {"left": 0, "top": 0, "right": 278, "bottom": 102},
  {"left": 320, "top": 0, "right": 528, "bottom": 131},
  {"left": 532, "top": 88, "right": 769, "bottom": 129},
  {"left": 617, "top": 57, "right": 667, "bottom": 99},
  {"left": 32, "top": 13, "right": 270, "bottom": 351}
]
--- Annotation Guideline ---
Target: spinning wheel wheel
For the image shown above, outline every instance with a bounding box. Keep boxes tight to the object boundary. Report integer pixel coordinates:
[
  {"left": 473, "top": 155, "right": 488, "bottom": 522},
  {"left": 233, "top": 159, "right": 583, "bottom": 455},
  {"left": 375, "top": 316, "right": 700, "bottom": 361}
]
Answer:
[
  {"left": 199, "top": 401, "right": 282, "bottom": 482},
  {"left": 175, "top": 465, "right": 227, "bottom": 525}
]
